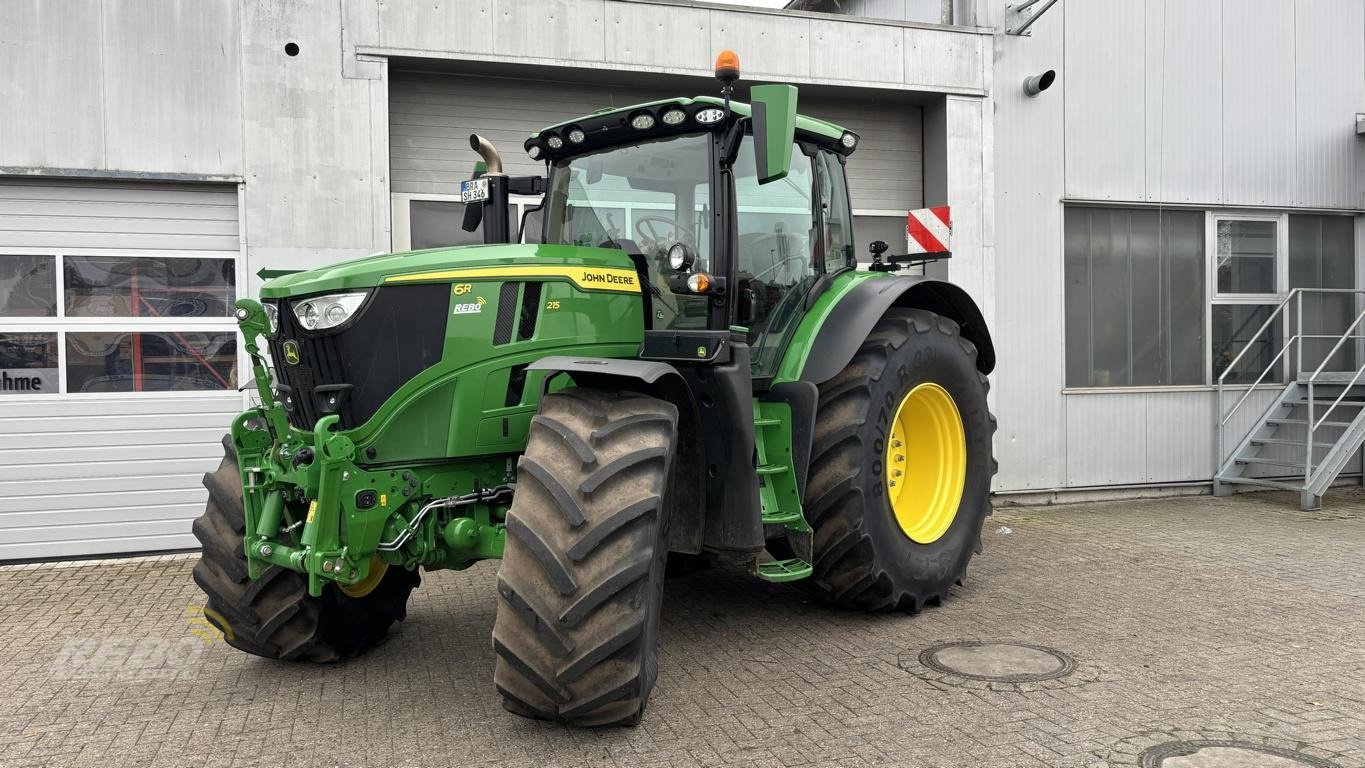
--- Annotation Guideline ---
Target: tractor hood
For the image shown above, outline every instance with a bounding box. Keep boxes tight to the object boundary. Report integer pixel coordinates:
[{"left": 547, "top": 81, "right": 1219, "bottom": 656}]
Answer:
[{"left": 258, "top": 243, "right": 643, "bottom": 299}]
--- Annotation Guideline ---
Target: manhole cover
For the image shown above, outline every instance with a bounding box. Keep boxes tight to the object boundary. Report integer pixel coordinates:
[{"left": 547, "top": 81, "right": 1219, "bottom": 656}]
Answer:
[
  {"left": 1141, "top": 740, "right": 1343, "bottom": 768},
  {"left": 918, "top": 641, "right": 1074, "bottom": 682}
]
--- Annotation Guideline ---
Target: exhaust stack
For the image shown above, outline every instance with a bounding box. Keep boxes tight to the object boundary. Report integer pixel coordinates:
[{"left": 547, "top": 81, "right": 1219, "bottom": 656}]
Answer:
[{"left": 469, "top": 134, "right": 505, "bottom": 175}]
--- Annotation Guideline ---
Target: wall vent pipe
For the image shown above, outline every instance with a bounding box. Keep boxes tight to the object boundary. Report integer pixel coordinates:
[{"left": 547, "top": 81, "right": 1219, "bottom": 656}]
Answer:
[{"left": 1023, "top": 70, "right": 1056, "bottom": 97}]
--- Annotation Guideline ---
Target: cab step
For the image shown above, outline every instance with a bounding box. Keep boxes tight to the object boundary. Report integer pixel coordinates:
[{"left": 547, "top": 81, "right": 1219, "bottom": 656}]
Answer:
[
  {"left": 755, "top": 558, "right": 813, "bottom": 583},
  {"left": 760, "top": 508, "right": 804, "bottom": 526}
]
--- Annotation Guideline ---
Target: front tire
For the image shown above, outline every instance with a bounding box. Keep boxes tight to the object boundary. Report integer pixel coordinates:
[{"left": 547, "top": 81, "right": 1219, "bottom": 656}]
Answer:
[
  {"left": 492, "top": 388, "right": 677, "bottom": 726},
  {"left": 801, "top": 308, "right": 996, "bottom": 611},
  {"left": 191, "top": 435, "right": 419, "bottom": 661}
]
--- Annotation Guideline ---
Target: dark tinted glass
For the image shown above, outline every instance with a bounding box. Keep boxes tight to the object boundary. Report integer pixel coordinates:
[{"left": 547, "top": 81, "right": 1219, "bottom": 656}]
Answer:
[
  {"left": 1212, "top": 306, "right": 1283, "bottom": 385},
  {"left": 66, "top": 332, "right": 236, "bottom": 392},
  {"left": 0, "top": 255, "right": 57, "bottom": 316},
  {"left": 1064, "top": 207, "right": 1205, "bottom": 386},
  {"left": 410, "top": 200, "right": 483, "bottom": 250},
  {"left": 64, "top": 256, "right": 235, "bottom": 317},
  {"left": 1289, "top": 214, "right": 1356, "bottom": 375},
  {"left": 0, "top": 333, "right": 58, "bottom": 394}
]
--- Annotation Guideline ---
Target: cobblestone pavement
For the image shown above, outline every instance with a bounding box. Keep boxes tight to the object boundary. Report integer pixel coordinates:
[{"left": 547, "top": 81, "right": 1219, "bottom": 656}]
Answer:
[{"left": 2, "top": 490, "right": 1363, "bottom": 768}]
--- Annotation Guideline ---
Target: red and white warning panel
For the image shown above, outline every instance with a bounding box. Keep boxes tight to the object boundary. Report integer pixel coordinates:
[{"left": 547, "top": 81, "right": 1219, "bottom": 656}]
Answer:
[{"left": 906, "top": 206, "right": 952, "bottom": 255}]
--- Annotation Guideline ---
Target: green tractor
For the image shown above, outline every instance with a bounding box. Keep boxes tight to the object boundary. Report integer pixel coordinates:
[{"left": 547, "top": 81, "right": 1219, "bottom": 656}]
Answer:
[{"left": 194, "top": 53, "right": 997, "bottom": 726}]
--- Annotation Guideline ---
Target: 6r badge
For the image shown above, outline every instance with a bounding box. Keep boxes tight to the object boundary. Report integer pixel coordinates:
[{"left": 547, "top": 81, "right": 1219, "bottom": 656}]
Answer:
[{"left": 282, "top": 340, "right": 301, "bottom": 365}]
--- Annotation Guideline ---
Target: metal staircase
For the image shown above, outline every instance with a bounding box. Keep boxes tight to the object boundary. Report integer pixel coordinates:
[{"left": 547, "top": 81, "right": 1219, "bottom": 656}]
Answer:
[{"left": 1215, "top": 288, "right": 1365, "bottom": 510}]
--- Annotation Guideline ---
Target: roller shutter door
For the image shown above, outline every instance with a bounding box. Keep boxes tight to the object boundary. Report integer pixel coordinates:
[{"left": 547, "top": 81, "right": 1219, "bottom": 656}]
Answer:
[
  {"left": 0, "top": 179, "right": 242, "bottom": 560},
  {"left": 389, "top": 72, "right": 922, "bottom": 212}
]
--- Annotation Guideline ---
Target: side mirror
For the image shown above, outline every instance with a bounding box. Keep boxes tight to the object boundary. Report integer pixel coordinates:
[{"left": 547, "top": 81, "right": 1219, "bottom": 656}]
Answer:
[{"left": 749, "top": 84, "right": 798, "bottom": 184}]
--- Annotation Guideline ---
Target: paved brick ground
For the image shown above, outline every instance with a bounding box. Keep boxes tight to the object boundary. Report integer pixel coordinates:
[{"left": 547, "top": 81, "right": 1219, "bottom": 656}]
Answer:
[{"left": 2, "top": 490, "right": 1363, "bottom": 768}]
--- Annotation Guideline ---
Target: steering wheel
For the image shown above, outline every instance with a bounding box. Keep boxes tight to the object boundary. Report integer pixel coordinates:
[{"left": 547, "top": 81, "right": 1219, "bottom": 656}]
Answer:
[{"left": 634, "top": 215, "right": 696, "bottom": 246}]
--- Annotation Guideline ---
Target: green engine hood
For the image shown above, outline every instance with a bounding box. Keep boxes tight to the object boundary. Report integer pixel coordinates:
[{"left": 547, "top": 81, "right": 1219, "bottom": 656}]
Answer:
[{"left": 259, "top": 243, "right": 643, "bottom": 299}]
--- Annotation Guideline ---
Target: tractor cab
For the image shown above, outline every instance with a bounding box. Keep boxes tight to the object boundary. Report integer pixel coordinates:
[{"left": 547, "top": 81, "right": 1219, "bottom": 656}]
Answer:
[{"left": 469, "top": 58, "right": 861, "bottom": 383}]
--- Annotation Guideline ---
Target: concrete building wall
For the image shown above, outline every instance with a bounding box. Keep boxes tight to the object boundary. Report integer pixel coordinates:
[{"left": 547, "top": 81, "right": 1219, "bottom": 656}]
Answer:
[{"left": 0, "top": 0, "right": 243, "bottom": 178}]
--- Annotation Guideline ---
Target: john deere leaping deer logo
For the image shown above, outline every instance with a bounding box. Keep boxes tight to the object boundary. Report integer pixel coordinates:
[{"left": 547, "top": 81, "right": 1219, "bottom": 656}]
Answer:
[
  {"left": 184, "top": 605, "right": 234, "bottom": 646},
  {"left": 282, "top": 340, "right": 301, "bottom": 365}
]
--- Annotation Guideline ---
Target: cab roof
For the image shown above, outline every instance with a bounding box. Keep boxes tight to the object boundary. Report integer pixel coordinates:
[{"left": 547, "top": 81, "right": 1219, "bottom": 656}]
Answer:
[{"left": 523, "top": 95, "right": 856, "bottom": 163}]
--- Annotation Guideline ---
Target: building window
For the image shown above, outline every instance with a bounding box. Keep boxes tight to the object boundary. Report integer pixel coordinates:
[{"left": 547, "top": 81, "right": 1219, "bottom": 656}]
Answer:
[
  {"left": 391, "top": 194, "right": 544, "bottom": 251},
  {"left": 1209, "top": 214, "right": 1286, "bottom": 384},
  {"left": 0, "top": 253, "right": 237, "bottom": 396},
  {"left": 1065, "top": 207, "right": 1357, "bottom": 389},
  {"left": 1289, "top": 214, "right": 1358, "bottom": 375},
  {"left": 1064, "top": 207, "right": 1206, "bottom": 387}
]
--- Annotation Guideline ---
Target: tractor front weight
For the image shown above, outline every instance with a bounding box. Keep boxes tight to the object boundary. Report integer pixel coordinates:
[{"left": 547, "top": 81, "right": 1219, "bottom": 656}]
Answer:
[{"left": 230, "top": 301, "right": 512, "bottom": 597}]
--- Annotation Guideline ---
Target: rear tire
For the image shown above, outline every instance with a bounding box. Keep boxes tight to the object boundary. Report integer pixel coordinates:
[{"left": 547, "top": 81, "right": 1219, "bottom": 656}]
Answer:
[
  {"left": 492, "top": 388, "right": 677, "bottom": 726},
  {"left": 191, "top": 435, "right": 419, "bottom": 661},
  {"left": 799, "top": 308, "right": 996, "bottom": 611}
]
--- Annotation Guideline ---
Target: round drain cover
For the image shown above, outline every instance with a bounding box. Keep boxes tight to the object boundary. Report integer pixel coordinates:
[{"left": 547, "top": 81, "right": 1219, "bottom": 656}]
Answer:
[
  {"left": 1141, "top": 740, "right": 1343, "bottom": 768},
  {"left": 918, "top": 641, "right": 1074, "bottom": 682}
]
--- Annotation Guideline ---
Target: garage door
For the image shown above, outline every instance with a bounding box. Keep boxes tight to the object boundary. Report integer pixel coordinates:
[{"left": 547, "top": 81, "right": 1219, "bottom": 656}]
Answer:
[
  {"left": 0, "top": 179, "right": 242, "bottom": 560},
  {"left": 389, "top": 72, "right": 921, "bottom": 253}
]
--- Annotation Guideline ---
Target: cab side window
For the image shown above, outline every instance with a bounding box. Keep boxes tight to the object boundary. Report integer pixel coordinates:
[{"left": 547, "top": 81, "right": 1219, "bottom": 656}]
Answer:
[
  {"left": 817, "top": 150, "right": 855, "bottom": 273},
  {"left": 733, "top": 140, "right": 818, "bottom": 376}
]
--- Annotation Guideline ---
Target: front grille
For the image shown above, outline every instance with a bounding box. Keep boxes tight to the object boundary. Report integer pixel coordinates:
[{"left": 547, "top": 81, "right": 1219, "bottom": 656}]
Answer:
[{"left": 267, "top": 284, "right": 448, "bottom": 430}]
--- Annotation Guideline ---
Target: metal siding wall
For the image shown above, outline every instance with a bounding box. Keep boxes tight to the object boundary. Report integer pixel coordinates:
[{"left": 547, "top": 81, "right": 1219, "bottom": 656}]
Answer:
[
  {"left": 388, "top": 73, "right": 923, "bottom": 212},
  {"left": 1152, "top": 0, "right": 1222, "bottom": 205},
  {"left": 0, "top": 397, "right": 240, "bottom": 559},
  {"left": 1221, "top": 0, "right": 1296, "bottom": 208},
  {"left": 1145, "top": 391, "right": 1215, "bottom": 482},
  {"left": 0, "top": 180, "right": 240, "bottom": 560},
  {"left": 823, "top": 96, "right": 923, "bottom": 212},
  {"left": 0, "top": 180, "right": 239, "bottom": 251},
  {"left": 1293, "top": 0, "right": 1365, "bottom": 209},
  {"left": 1060, "top": 0, "right": 1360, "bottom": 211},
  {"left": 988, "top": 2, "right": 1065, "bottom": 490},
  {"left": 1064, "top": 393, "right": 1149, "bottom": 486},
  {"left": 1063, "top": 0, "right": 1147, "bottom": 202}
]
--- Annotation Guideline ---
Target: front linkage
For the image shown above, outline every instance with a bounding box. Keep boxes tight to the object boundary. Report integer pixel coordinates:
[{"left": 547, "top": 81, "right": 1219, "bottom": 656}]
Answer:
[{"left": 230, "top": 298, "right": 513, "bottom": 597}]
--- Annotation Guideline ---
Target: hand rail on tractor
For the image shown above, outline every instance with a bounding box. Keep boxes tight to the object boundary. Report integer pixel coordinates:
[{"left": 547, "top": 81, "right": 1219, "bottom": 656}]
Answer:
[{"left": 1216, "top": 288, "right": 1365, "bottom": 481}]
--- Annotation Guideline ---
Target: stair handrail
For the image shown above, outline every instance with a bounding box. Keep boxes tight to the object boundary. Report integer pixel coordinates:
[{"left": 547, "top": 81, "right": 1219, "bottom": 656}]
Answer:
[
  {"left": 1304, "top": 304, "right": 1365, "bottom": 478},
  {"left": 1216, "top": 290, "right": 1295, "bottom": 421},
  {"left": 1215, "top": 287, "right": 1365, "bottom": 477}
]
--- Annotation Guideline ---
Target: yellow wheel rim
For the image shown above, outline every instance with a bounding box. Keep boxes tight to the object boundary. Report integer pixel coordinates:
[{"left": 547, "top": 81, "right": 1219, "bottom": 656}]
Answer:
[
  {"left": 339, "top": 556, "right": 388, "bottom": 598},
  {"left": 885, "top": 382, "right": 967, "bottom": 544}
]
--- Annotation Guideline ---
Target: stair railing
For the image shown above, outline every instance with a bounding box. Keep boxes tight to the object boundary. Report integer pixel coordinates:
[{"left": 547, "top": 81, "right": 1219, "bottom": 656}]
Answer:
[
  {"left": 1304, "top": 303, "right": 1365, "bottom": 482},
  {"left": 1216, "top": 288, "right": 1365, "bottom": 481}
]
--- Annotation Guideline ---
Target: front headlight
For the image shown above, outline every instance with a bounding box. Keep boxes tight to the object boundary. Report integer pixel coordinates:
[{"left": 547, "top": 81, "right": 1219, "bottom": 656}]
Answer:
[
  {"left": 263, "top": 303, "right": 279, "bottom": 335},
  {"left": 292, "top": 291, "right": 368, "bottom": 331}
]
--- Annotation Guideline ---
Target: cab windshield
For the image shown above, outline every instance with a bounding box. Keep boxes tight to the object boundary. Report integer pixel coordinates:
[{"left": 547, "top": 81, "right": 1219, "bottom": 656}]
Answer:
[{"left": 543, "top": 133, "right": 712, "bottom": 329}]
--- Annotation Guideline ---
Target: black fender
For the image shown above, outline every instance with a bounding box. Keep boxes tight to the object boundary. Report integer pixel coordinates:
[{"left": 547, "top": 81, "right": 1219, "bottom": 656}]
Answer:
[
  {"left": 527, "top": 356, "right": 706, "bottom": 555},
  {"left": 800, "top": 276, "right": 995, "bottom": 384}
]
